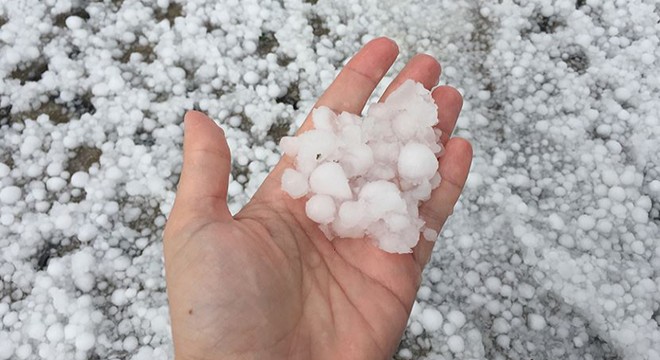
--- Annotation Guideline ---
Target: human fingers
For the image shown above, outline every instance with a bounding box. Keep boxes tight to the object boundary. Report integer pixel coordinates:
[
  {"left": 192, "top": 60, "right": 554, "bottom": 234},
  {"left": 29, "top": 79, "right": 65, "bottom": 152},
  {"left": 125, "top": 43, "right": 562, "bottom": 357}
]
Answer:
[
  {"left": 164, "top": 111, "right": 232, "bottom": 253},
  {"left": 432, "top": 86, "right": 464, "bottom": 145},
  {"left": 413, "top": 137, "right": 473, "bottom": 268},
  {"left": 295, "top": 37, "right": 399, "bottom": 135}
]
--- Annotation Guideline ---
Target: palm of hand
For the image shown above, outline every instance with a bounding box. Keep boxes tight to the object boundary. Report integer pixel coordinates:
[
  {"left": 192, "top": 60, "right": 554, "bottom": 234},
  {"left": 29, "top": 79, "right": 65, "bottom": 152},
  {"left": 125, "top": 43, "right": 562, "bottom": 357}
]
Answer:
[{"left": 164, "top": 38, "right": 472, "bottom": 360}]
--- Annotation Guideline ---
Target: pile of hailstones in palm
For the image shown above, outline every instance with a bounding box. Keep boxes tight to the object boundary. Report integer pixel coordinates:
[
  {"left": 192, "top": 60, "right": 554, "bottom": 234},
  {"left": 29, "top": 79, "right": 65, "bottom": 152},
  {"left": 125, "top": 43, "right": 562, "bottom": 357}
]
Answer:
[{"left": 281, "top": 80, "right": 443, "bottom": 253}]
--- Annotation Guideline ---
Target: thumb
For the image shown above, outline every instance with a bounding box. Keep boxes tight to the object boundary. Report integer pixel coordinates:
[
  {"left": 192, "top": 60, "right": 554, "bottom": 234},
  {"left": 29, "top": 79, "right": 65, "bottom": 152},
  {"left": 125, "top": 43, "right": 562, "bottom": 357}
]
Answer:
[{"left": 174, "top": 110, "right": 232, "bottom": 221}]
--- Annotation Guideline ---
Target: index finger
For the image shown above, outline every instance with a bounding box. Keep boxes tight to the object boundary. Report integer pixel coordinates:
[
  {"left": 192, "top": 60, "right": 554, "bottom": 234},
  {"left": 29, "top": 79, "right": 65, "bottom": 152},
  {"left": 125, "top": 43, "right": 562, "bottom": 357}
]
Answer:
[{"left": 296, "top": 37, "right": 399, "bottom": 134}]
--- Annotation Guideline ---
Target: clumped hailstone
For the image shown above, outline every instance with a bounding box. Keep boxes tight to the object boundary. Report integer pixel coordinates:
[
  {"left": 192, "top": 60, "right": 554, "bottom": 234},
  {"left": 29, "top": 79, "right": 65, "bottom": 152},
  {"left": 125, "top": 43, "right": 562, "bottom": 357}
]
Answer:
[{"left": 280, "top": 80, "right": 443, "bottom": 253}]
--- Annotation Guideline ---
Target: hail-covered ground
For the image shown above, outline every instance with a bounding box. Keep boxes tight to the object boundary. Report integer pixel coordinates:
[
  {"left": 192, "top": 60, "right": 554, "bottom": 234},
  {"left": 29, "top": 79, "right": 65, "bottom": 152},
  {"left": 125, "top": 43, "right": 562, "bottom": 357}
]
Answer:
[{"left": 0, "top": 0, "right": 659, "bottom": 359}]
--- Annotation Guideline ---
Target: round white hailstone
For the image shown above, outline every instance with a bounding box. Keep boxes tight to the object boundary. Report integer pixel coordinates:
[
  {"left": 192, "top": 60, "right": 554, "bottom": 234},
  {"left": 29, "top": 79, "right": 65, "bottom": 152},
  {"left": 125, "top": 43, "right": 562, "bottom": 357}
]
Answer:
[
  {"left": 71, "top": 172, "right": 90, "bottom": 188},
  {"left": 577, "top": 215, "right": 596, "bottom": 231},
  {"left": 603, "top": 299, "right": 617, "bottom": 312},
  {"left": 46, "top": 177, "right": 67, "bottom": 192},
  {"left": 619, "top": 328, "right": 637, "bottom": 345},
  {"left": 601, "top": 169, "right": 619, "bottom": 186},
  {"left": 46, "top": 323, "right": 64, "bottom": 342},
  {"left": 20, "top": 135, "right": 41, "bottom": 155},
  {"left": 305, "top": 195, "right": 336, "bottom": 225},
  {"left": 387, "top": 214, "right": 411, "bottom": 232},
  {"left": 493, "top": 318, "right": 510, "bottom": 333},
  {"left": 123, "top": 336, "right": 139, "bottom": 352},
  {"left": 281, "top": 169, "right": 309, "bottom": 199},
  {"left": 423, "top": 227, "right": 438, "bottom": 242},
  {"left": 614, "top": 87, "right": 632, "bottom": 102},
  {"left": 521, "top": 232, "right": 540, "bottom": 248},
  {"left": 0, "top": 336, "right": 14, "bottom": 360},
  {"left": 398, "top": 143, "right": 438, "bottom": 181},
  {"left": 0, "top": 186, "right": 22, "bottom": 204},
  {"left": 458, "top": 234, "right": 474, "bottom": 248},
  {"left": 511, "top": 66, "right": 525, "bottom": 77},
  {"left": 309, "top": 163, "right": 352, "bottom": 199},
  {"left": 0, "top": 163, "right": 9, "bottom": 177},
  {"left": 443, "top": 322, "right": 457, "bottom": 336},
  {"left": 518, "top": 283, "right": 536, "bottom": 299},
  {"left": 77, "top": 224, "right": 98, "bottom": 243},
  {"left": 340, "top": 144, "right": 374, "bottom": 177},
  {"left": 74, "top": 273, "right": 95, "bottom": 292},
  {"left": 446, "top": 310, "right": 467, "bottom": 328},
  {"left": 243, "top": 71, "right": 259, "bottom": 85},
  {"left": 279, "top": 137, "right": 299, "bottom": 157},
  {"left": 631, "top": 207, "right": 648, "bottom": 224},
  {"left": 132, "top": 346, "right": 154, "bottom": 359},
  {"left": 391, "top": 113, "right": 418, "bottom": 141},
  {"left": 397, "top": 348, "right": 413, "bottom": 359},
  {"left": 358, "top": 181, "right": 406, "bottom": 216},
  {"left": 28, "top": 322, "right": 46, "bottom": 339},
  {"left": 527, "top": 314, "right": 547, "bottom": 330},
  {"left": 649, "top": 180, "right": 660, "bottom": 193},
  {"left": 150, "top": 315, "right": 169, "bottom": 332},
  {"left": 497, "top": 334, "right": 511, "bottom": 348},
  {"left": 55, "top": 213, "right": 73, "bottom": 230},
  {"left": 547, "top": 213, "right": 565, "bottom": 230},
  {"left": 420, "top": 308, "right": 443, "bottom": 332},
  {"left": 267, "top": 84, "right": 281, "bottom": 98},
  {"left": 312, "top": 107, "right": 338, "bottom": 132},
  {"left": 464, "top": 271, "right": 480, "bottom": 287},
  {"left": 15, "top": 345, "right": 31, "bottom": 359},
  {"left": 296, "top": 130, "right": 339, "bottom": 169},
  {"left": 485, "top": 276, "right": 502, "bottom": 293},
  {"left": 630, "top": 240, "right": 645, "bottom": 255},
  {"left": 65, "top": 16, "right": 84, "bottom": 29},
  {"left": 75, "top": 332, "right": 95, "bottom": 351},
  {"left": 608, "top": 186, "right": 626, "bottom": 202},
  {"left": 113, "top": 256, "right": 131, "bottom": 271},
  {"left": 410, "top": 321, "right": 423, "bottom": 336},
  {"left": 336, "top": 201, "right": 366, "bottom": 229},
  {"left": 447, "top": 335, "right": 465, "bottom": 353}
]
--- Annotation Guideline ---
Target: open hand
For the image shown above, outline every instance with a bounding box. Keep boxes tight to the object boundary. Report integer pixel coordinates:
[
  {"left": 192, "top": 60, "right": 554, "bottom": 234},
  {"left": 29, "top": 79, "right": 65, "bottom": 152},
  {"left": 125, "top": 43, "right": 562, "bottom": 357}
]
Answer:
[{"left": 163, "top": 37, "right": 473, "bottom": 360}]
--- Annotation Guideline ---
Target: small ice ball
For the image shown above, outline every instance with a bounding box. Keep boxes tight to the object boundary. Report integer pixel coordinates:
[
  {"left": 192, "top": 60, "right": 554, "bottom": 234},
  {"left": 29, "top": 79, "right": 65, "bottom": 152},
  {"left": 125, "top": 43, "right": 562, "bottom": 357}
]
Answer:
[
  {"left": 0, "top": 186, "right": 22, "bottom": 204},
  {"left": 423, "top": 227, "right": 438, "bottom": 242},
  {"left": 0, "top": 163, "right": 10, "bottom": 178},
  {"left": 46, "top": 323, "right": 64, "bottom": 343},
  {"left": 527, "top": 313, "right": 547, "bottom": 330},
  {"left": 358, "top": 181, "right": 406, "bottom": 217},
  {"left": 336, "top": 201, "right": 366, "bottom": 229},
  {"left": 20, "top": 135, "right": 41, "bottom": 155},
  {"left": 391, "top": 112, "right": 418, "bottom": 141},
  {"left": 386, "top": 213, "right": 411, "bottom": 232},
  {"left": 243, "top": 71, "right": 259, "bottom": 85},
  {"left": 281, "top": 169, "right": 309, "bottom": 199},
  {"left": 279, "top": 136, "right": 299, "bottom": 157},
  {"left": 447, "top": 335, "right": 465, "bottom": 353},
  {"left": 309, "top": 162, "right": 352, "bottom": 199},
  {"left": 305, "top": 195, "right": 336, "bottom": 224},
  {"left": 446, "top": 310, "right": 467, "bottom": 328},
  {"left": 420, "top": 308, "right": 443, "bottom": 332},
  {"left": 340, "top": 144, "right": 374, "bottom": 177},
  {"left": 312, "top": 106, "right": 338, "bottom": 132},
  {"left": 75, "top": 332, "right": 96, "bottom": 351},
  {"left": 66, "top": 16, "right": 84, "bottom": 30},
  {"left": 46, "top": 177, "right": 67, "bottom": 192},
  {"left": 398, "top": 143, "right": 438, "bottom": 181},
  {"left": 71, "top": 172, "right": 90, "bottom": 188}
]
